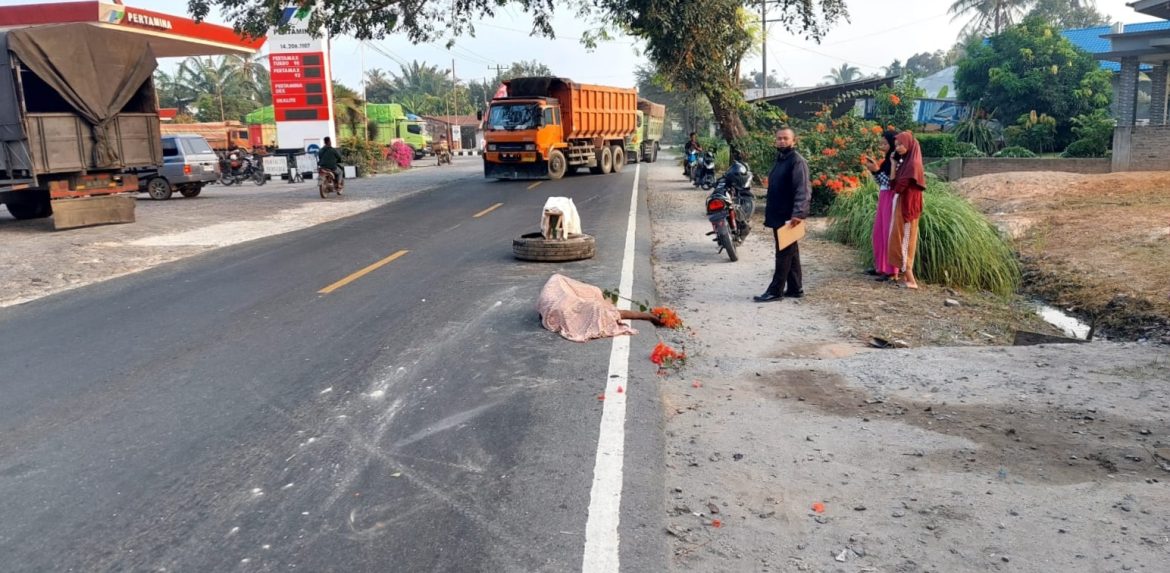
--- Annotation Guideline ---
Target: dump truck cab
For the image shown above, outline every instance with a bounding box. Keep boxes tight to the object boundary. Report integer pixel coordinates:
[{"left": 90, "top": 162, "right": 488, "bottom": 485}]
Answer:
[{"left": 482, "top": 97, "right": 563, "bottom": 177}]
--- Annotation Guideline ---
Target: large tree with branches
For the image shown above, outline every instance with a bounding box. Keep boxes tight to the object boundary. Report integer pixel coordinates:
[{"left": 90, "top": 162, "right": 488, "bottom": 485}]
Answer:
[{"left": 187, "top": 0, "right": 848, "bottom": 146}]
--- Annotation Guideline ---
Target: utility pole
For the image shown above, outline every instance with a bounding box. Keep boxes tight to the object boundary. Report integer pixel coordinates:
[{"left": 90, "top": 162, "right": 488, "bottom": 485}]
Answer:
[
  {"left": 451, "top": 58, "right": 457, "bottom": 144},
  {"left": 361, "top": 42, "right": 368, "bottom": 140},
  {"left": 761, "top": 0, "right": 767, "bottom": 98}
]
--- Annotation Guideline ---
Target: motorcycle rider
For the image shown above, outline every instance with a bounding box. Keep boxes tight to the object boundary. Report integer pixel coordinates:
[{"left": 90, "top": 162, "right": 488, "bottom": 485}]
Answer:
[
  {"left": 436, "top": 134, "right": 451, "bottom": 165},
  {"left": 683, "top": 132, "right": 703, "bottom": 175},
  {"left": 316, "top": 137, "right": 344, "bottom": 194}
]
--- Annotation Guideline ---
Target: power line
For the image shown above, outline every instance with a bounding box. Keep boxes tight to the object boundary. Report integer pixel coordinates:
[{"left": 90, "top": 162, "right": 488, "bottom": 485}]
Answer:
[
  {"left": 820, "top": 12, "right": 950, "bottom": 47},
  {"left": 769, "top": 37, "right": 884, "bottom": 70}
]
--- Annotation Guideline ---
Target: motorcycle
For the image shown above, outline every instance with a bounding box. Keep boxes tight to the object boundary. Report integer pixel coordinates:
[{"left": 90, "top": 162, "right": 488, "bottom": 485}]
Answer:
[
  {"left": 318, "top": 168, "right": 343, "bottom": 198},
  {"left": 435, "top": 143, "right": 452, "bottom": 166},
  {"left": 692, "top": 151, "right": 717, "bottom": 190},
  {"left": 683, "top": 149, "right": 699, "bottom": 179},
  {"left": 704, "top": 160, "right": 755, "bottom": 262},
  {"left": 219, "top": 150, "right": 266, "bottom": 186}
]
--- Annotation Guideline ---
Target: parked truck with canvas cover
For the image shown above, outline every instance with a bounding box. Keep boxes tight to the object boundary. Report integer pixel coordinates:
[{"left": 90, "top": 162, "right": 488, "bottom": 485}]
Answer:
[
  {"left": 0, "top": 24, "right": 162, "bottom": 230},
  {"left": 481, "top": 77, "right": 637, "bottom": 180}
]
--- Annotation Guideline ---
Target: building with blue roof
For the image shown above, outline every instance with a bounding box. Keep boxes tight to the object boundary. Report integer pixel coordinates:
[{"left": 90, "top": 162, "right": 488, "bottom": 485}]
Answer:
[{"left": 1063, "top": 21, "right": 1170, "bottom": 71}]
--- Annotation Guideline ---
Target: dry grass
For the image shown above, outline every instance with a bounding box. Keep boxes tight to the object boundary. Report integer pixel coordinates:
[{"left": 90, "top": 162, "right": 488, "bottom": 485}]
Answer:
[{"left": 953, "top": 171, "right": 1170, "bottom": 340}]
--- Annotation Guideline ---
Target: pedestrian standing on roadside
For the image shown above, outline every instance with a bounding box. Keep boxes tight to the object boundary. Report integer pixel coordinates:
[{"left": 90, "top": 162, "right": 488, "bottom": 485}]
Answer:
[
  {"left": 864, "top": 129, "right": 899, "bottom": 280},
  {"left": 887, "top": 131, "right": 926, "bottom": 289},
  {"left": 754, "top": 127, "right": 811, "bottom": 303}
]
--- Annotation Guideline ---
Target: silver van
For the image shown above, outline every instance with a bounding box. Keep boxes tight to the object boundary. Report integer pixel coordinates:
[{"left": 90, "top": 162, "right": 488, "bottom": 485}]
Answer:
[{"left": 139, "top": 134, "right": 220, "bottom": 200}]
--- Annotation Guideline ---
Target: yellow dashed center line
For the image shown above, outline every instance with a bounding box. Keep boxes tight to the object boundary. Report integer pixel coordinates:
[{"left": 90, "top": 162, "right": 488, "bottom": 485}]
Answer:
[
  {"left": 527, "top": 181, "right": 543, "bottom": 190},
  {"left": 473, "top": 203, "right": 504, "bottom": 218},
  {"left": 318, "top": 250, "right": 409, "bottom": 294}
]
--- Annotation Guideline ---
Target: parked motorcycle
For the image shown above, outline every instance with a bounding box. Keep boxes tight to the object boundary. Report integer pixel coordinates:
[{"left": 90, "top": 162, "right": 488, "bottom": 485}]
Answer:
[
  {"left": 705, "top": 160, "right": 755, "bottom": 262},
  {"left": 692, "top": 151, "right": 717, "bottom": 190},
  {"left": 219, "top": 150, "right": 266, "bottom": 186},
  {"left": 318, "top": 168, "right": 343, "bottom": 198}
]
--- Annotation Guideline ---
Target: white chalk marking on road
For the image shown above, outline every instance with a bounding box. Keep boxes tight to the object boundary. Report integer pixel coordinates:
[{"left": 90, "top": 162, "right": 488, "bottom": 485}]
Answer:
[{"left": 582, "top": 164, "right": 640, "bottom": 572}]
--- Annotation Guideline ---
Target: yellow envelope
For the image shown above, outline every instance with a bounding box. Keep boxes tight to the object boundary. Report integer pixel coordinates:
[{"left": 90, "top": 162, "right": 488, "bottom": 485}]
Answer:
[{"left": 775, "top": 220, "right": 807, "bottom": 251}]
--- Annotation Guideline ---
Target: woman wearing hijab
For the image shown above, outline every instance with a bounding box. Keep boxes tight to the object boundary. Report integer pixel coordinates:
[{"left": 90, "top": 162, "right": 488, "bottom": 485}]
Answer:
[
  {"left": 887, "top": 131, "right": 926, "bottom": 289},
  {"left": 864, "top": 129, "right": 899, "bottom": 279}
]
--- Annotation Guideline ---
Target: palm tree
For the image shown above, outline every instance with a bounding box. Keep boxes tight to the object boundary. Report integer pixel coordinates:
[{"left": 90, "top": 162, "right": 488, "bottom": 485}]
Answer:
[
  {"left": 823, "top": 63, "right": 862, "bottom": 85},
  {"left": 949, "top": 0, "right": 1032, "bottom": 37},
  {"left": 332, "top": 81, "right": 367, "bottom": 137},
  {"left": 392, "top": 61, "right": 450, "bottom": 97}
]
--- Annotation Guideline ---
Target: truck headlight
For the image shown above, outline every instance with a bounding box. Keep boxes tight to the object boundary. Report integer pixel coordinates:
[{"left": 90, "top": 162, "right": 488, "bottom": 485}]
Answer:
[
  {"left": 524, "top": 143, "right": 536, "bottom": 151},
  {"left": 487, "top": 144, "right": 497, "bottom": 151}
]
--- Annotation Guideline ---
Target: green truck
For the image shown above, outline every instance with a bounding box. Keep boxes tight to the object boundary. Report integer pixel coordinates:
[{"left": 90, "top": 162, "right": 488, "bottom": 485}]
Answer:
[
  {"left": 628, "top": 98, "right": 665, "bottom": 163},
  {"left": 247, "top": 103, "right": 433, "bottom": 159}
]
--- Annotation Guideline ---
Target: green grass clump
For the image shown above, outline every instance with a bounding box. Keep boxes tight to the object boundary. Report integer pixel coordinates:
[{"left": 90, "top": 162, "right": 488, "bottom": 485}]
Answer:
[{"left": 828, "top": 178, "right": 1021, "bottom": 296}]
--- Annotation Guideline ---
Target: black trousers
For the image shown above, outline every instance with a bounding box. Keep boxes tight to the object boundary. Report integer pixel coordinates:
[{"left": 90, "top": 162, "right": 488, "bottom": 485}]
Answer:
[{"left": 766, "top": 231, "right": 803, "bottom": 296}]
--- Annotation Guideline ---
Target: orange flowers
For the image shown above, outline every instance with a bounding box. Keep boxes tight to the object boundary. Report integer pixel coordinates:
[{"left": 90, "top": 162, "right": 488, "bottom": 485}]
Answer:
[
  {"left": 821, "top": 148, "right": 838, "bottom": 157},
  {"left": 888, "top": 94, "right": 901, "bottom": 105},
  {"left": 816, "top": 123, "right": 827, "bottom": 133},
  {"left": 650, "top": 342, "right": 686, "bottom": 368},
  {"left": 871, "top": 125, "right": 884, "bottom": 135},
  {"left": 833, "top": 137, "right": 846, "bottom": 147},
  {"left": 651, "top": 306, "right": 683, "bottom": 329}
]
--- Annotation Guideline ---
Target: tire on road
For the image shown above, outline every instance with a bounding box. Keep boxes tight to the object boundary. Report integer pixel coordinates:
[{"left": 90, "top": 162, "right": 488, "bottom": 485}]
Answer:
[
  {"left": 611, "top": 146, "right": 625, "bottom": 173},
  {"left": 512, "top": 232, "right": 596, "bottom": 262},
  {"left": 547, "top": 149, "right": 567, "bottom": 180},
  {"left": 591, "top": 146, "right": 613, "bottom": 175},
  {"left": 146, "top": 177, "right": 173, "bottom": 200},
  {"left": 179, "top": 185, "right": 202, "bottom": 198},
  {"left": 651, "top": 144, "right": 659, "bottom": 163},
  {"left": 5, "top": 198, "right": 52, "bottom": 220}
]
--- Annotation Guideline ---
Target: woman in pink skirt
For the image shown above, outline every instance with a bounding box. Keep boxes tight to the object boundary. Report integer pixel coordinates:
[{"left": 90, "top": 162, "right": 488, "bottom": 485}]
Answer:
[{"left": 864, "top": 129, "right": 899, "bottom": 280}]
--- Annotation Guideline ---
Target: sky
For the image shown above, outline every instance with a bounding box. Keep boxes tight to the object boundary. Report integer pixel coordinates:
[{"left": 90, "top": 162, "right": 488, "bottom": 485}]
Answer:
[{"left": 15, "top": 0, "right": 1164, "bottom": 89}]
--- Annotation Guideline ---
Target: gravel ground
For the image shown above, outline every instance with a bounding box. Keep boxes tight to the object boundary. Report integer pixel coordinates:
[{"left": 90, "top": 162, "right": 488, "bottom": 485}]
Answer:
[
  {"left": 644, "top": 158, "right": 1170, "bottom": 573},
  {"left": 0, "top": 159, "right": 481, "bottom": 307}
]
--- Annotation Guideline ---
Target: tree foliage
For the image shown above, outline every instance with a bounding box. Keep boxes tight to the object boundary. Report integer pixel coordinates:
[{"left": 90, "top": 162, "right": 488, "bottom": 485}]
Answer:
[
  {"left": 955, "top": 15, "right": 1111, "bottom": 147},
  {"left": 823, "top": 63, "right": 862, "bottom": 84},
  {"left": 1028, "top": 0, "right": 1108, "bottom": 30},
  {"left": 949, "top": 0, "right": 1032, "bottom": 37},
  {"left": 156, "top": 55, "right": 271, "bottom": 122},
  {"left": 187, "top": 0, "right": 848, "bottom": 149}
]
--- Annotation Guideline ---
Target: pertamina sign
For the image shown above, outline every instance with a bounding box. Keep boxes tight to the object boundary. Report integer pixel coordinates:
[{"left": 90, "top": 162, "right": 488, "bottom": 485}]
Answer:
[{"left": 124, "top": 10, "right": 172, "bottom": 30}]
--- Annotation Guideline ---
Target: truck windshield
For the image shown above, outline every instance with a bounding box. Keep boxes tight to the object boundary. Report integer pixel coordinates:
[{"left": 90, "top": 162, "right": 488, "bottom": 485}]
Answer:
[{"left": 487, "top": 103, "right": 541, "bottom": 131}]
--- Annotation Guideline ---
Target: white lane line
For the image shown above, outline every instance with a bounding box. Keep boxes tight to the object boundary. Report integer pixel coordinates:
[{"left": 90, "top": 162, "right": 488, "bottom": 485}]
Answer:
[{"left": 582, "top": 165, "right": 640, "bottom": 572}]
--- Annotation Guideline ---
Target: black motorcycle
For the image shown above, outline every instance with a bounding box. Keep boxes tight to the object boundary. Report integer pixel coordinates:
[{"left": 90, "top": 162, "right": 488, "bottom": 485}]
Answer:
[
  {"left": 705, "top": 160, "right": 755, "bottom": 262},
  {"left": 692, "top": 151, "right": 717, "bottom": 190},
  {"left": 219, "top": 150, "right": 266, "bottom": 186}
]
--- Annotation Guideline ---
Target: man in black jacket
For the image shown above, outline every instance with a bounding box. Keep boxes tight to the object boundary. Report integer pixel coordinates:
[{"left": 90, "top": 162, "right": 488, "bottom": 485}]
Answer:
[{"left": 755, "top": 127, "right": 811, "bottom": 303}]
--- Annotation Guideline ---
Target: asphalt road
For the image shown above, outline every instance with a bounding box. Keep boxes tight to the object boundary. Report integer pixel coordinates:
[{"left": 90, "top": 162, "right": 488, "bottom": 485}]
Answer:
[{"left": 0, "top": 164, "right": 667, "bottom": 572}]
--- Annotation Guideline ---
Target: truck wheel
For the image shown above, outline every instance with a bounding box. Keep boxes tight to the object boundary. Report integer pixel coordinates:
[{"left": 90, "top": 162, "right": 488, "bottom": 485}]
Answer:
[
  {"left": 5, "top": 198, "right": 53, "bottom": 220},
  {"left": 179, "top": 185, "right": 202, "bottom": 198},
  {"left": 146, "top": 177, "right": 173, "bottom": 200},
  {"left": 591, "top": 146, "right": 613, "bottom": 174},
  {"left": 548, "top": 150, "right": 567, "bottom": 180},
  {"left": 513, "top": 232, "right": 596, "bottom": 262},
  {"left": 651, "top": 144, "right": 659, "bottom": 163},
  {"left": 611, "top": 146, "right": 625, "bottom": 173}
]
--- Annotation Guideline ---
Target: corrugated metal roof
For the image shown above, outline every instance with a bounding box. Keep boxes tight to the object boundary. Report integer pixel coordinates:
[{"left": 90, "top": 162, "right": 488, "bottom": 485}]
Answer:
[{"left": 1061, "top": 21, "right": 1170, "bottom": 70}]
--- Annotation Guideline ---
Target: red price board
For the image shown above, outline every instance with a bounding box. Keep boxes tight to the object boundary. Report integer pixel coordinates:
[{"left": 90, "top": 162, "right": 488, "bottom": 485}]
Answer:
[{"left": 268, "top": 52, "right": 330, "bottom": 122}]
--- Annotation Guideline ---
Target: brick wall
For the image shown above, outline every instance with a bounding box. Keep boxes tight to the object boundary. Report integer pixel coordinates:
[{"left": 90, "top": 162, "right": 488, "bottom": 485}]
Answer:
[
  {"left": 947, "top": 158, "right": 1112, "bottom": 180},
  {"left": 1127, "top": 126, "right": 1170, "bottom": 171}
]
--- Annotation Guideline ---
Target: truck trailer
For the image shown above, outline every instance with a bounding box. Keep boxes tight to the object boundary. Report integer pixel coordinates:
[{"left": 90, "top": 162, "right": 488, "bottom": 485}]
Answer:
[
  {"left": 0, "top": 24, "right": 162, "bottom": 229},
  {"left": 481, "top": 77, "right": 638, "bottom": 180}
]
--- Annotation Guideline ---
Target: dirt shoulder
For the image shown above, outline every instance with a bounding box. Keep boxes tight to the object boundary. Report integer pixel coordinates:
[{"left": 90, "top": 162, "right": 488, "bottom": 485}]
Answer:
[
  {"left": 0, "top": 161, "right": 480, "bottom": 308},
  {"left": 644, "top": 158, "right": 1170, "bottom": 572},
  {"left": 953, "top": 171, "right": 1170, "bottom": 342}
]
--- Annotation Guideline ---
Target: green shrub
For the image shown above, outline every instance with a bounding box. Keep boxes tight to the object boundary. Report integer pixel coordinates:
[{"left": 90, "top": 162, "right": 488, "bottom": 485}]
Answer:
[
  {"left": 339, "top": 136, "right": 378, "bottom": 176},
  {"left": 1004, "top": 111, "right": 1057, "bottom": 153},
  {"left": 732, "top": 132, "right": 777, "bottom": 185},
  {"left": 917, "top": 133, "right": 958, "bottom": 158},
  {"left": 952, "top": 142, "right": 986, "bottom": 157},
  {"left": 951, "top": 110, "right": 1000, "bottom": 155},
  {"left": 828, "top": 179, "right": 1021, "bottom": 296},
  {"left": 1060, "top": 139, "right": 1108, "bottom": 158},
  {"left": 993, "top": 146, "right": 1038, "bottom": 158}
]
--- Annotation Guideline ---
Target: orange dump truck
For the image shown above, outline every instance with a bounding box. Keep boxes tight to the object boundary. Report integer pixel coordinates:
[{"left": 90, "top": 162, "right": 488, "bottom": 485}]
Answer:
[
  {"left": 481, "top": 77, "right": 637, "bottom": 180},
  {"left": 160, "top": 122, "right": 249, "bottom": 152}
]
